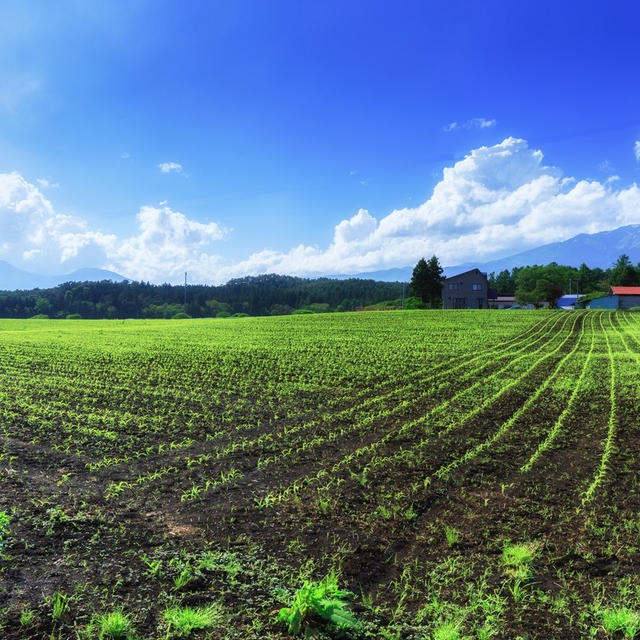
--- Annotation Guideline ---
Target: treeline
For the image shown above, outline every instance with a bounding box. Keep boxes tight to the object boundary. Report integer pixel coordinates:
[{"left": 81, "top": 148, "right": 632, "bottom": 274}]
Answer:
[
  {"left": 3, "top": 255, "right": 638, "bottom": 319},
  {"left": 0, "top": 274, "right": 405, "bottom": 319},
  {"left": 489, "top": 255, "right": 639, "bottom": 306}
]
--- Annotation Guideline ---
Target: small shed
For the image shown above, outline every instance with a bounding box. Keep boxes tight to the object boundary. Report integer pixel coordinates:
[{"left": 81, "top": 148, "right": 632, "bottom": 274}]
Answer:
[
  {"left": 611, "top": 286, "right": 640, "bottom": 309},
  {"left": 588, "top": 286, "right": 640, "bottom": 310},
  {"left": 588, "top": 295, "right": 619, "bottom": 309},
  {"left": 557, "top": 294, "right": 581, "bottom": 310}
]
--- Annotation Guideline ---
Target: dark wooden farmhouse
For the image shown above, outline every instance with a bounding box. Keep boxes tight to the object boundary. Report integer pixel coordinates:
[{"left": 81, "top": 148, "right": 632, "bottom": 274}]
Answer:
[{"left": 443, "top": 268, "right": 495, "bottom": 309}]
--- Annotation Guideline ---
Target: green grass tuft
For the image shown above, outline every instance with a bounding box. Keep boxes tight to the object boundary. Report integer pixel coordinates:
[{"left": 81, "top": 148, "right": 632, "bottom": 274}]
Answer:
[
  {"left": 95, "top": 610, "right": 134, "bottom": 639},
  {"left": 600, "top": 606, "right": 640, "bottom": 638},
  {"left": 433, "top": 620, "right": 462, "bottom": 640},
  {"left": 164, "top": 603, "right": 223, "bottom": 636},
  {"left": 502, "top": 541, "right": 538, "bottom": 579}
]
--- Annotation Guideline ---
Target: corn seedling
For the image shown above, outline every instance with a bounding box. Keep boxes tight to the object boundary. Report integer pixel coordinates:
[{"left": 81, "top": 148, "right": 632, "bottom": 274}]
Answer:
[
  {"left": 51, "top": 592, "right": 69, "bottom": 620},
  {"left": 20, "top": 608, "right": 36, "bottom": 626},
  {"left": 443, "top": 524, "right": 460, "bottom": 546},
  {"left": 0, "top": 511, "right": 10, "bottom": 551}
]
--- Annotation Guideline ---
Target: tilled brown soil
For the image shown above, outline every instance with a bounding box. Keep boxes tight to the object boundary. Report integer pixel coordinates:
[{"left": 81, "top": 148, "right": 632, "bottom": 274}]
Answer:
[{"left": 1, "top": 312, "right": 638, "bottom": 639}]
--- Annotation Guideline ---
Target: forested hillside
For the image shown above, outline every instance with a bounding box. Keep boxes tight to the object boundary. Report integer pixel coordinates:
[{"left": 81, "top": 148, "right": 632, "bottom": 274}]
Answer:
[{"left": 0, "top": 274, "right": 404, "bottom": 319}]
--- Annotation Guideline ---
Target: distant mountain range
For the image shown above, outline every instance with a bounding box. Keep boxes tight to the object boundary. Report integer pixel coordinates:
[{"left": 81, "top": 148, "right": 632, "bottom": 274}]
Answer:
[
  {"left": 2, "top": 224, "right": 640, "bottom": 291},
  {"left": 346, "top": 225, "right": 640, "bottom": 282},
  {"left": 0, "top": 261, "right": 125, "bottom": 291}
]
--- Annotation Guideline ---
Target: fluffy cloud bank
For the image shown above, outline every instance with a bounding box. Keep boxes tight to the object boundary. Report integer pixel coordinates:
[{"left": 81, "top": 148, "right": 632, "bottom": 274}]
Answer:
[
  {"left": 0, "top": 172, "right": 115, "bottom": 272},
  {"left": 2, "top": 137, "right": 640, "bottom": 284},
  {"left": 107, "top": 205, "right": 226, "bottom": 281},
  {"left": 221, "top": 137, "right": 640, "bottom": 280},
  {"left": 0, "top": 172, "right": 226, "bottom": 281}
]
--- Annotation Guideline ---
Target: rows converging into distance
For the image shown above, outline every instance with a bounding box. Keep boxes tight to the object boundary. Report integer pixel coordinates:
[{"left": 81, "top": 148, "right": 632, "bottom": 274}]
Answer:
[{"left": 1, "top": 310, "right": 640, "bottom": 638}]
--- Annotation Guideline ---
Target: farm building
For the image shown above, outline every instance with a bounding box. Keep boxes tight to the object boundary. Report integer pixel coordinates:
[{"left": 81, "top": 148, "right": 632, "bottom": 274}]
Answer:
[
  {"left": 587, "top": 286, "right": 640, "bottom": 309},
  {"left": 443, "top": 269, "right": 497, "bottom": 309},
  {"left": 557, "top": 294, "right": 581, "bottom": 310}
]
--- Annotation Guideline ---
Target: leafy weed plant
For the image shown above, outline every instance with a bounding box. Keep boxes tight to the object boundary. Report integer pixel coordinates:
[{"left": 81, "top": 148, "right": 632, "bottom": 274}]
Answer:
[{"left": 277, "top": 571, "right": 357, "bottom": 635}]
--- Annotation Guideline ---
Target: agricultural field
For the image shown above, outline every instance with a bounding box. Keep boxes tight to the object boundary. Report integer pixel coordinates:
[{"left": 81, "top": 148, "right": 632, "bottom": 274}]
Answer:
[{"left": 1, "top": 310, "right": 640, "bottom": 639}]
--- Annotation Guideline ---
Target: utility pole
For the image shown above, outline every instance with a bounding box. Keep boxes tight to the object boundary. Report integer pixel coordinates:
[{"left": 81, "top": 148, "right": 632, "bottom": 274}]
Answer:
[
  {"left": 184, "top": 272, "right": 187, "bottom": 311},
  {"left": 401, "top": 283, "right": 406, "bottom": 310}
]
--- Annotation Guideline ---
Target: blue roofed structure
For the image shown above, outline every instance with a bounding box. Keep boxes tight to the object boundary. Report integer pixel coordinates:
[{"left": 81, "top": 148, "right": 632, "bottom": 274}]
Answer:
[{"left": 557, "top": 294, "right": 580, "bottom": 309}]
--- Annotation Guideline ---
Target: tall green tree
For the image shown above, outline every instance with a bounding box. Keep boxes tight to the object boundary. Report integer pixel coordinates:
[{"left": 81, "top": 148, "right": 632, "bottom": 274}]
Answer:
[
  {"left": 610, "top": 254, "right": 640, "bottom": 286},
  {"left": 577, "top": 262, "right": 607, "bottom": 293},
  {"left": 490, "top": 269, "right": 517, "bottom": 295},
  {"left": 410, "top": 258, "right": 429, "bottom": 304},
  {"left": 411, "top": 255, "right": 444, "bottom": 308},
  {"left": 426, "top": 255, "right": 444, "bottom": 307}
]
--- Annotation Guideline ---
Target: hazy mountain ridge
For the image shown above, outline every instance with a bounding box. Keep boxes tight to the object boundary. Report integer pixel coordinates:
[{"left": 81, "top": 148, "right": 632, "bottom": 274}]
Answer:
[
  {"left": 0, "top": 261, "right": 125, "bottom": 291},
  {"left": 345, "top": 225, "right": 640, "bottom": 282}
]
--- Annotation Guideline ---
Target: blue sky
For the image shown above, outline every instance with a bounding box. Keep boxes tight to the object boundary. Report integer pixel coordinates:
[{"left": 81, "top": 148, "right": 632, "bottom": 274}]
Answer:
[{"left": 1, "top": 0, "right": 640, "bottom": 283}]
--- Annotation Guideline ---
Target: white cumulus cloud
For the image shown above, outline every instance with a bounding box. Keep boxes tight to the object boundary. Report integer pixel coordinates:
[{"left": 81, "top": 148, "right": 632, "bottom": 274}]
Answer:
[
  {"left": 635, "top": 140, "right": 640, "bottom": 161},
  {"left": 3, "top": 137, "right": 640, "bottom": 285},
  {"left": 107, "top": 205, "right": 227, "bottom": 282},
  {"left": 214, "top": 137, "right": 640, "bottom": 281},
  {"left": 0, "top": 172, "right": 115, "bottom": 272},
  {"left": 0, "top": 173, "right": 226, "bottom": 281},
  {"left": 333, "top": 209, "right": 377, "bottom": 246},
  {"left": 158, "top": 161, "right": 183, "bottom": 174}
]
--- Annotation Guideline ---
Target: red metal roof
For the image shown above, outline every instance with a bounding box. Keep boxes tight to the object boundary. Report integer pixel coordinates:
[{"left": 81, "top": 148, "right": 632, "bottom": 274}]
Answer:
[{"left": 611, "top": 286, "right": 640, "bottom": 295}]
